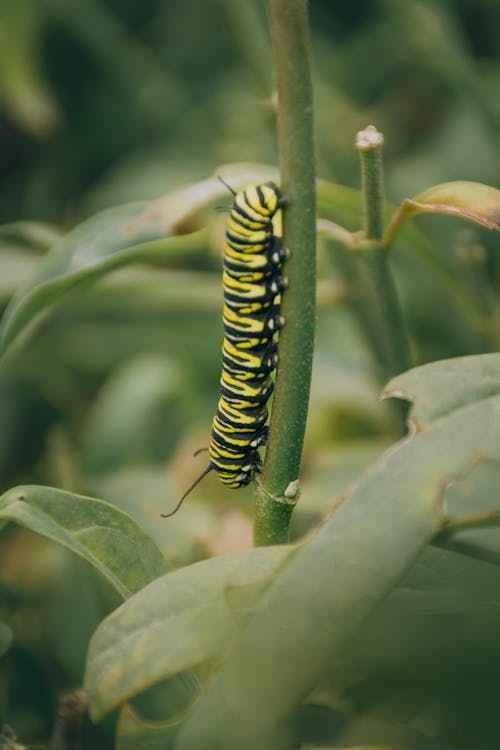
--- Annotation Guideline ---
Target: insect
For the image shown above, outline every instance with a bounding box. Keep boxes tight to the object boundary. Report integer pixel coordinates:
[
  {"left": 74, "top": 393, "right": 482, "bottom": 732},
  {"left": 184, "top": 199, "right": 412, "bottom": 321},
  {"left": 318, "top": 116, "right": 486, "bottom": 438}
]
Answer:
[{"left": 162, "top": 181, "right": 288, "bottom": 517}]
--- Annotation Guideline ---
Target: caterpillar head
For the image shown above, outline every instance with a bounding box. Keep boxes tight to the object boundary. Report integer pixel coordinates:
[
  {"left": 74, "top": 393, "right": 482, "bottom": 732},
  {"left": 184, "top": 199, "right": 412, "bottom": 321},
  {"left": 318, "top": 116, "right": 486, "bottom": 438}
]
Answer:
[
  {"left": 258, "top": 182, "right": 283, "bottom": 215},
  {"left": 235, "top": 182, "right": 283, "bottom": 219}
]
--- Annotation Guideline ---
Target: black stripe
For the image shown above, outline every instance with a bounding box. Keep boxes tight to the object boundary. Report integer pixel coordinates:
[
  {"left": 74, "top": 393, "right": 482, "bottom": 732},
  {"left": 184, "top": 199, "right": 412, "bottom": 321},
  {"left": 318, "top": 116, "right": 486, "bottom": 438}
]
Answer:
[{"left": 226, "top": 231, "right": 270, "bottom": 249}]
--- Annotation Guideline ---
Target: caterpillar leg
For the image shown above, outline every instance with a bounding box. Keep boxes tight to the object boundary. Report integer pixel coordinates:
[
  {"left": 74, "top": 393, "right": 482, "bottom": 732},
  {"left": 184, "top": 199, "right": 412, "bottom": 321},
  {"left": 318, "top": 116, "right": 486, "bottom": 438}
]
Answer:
[
  {"left": 269, "top": 274, "right": 288, "bottom": 296},
  {"left": 250, "top": 424, "right": 268, "bottom": 448},
  {"left": 265, "top": 309, "right": 285, "bottom": 333},
  {"left": 269, "top": 236, "right": 290, "bottom": 266}
]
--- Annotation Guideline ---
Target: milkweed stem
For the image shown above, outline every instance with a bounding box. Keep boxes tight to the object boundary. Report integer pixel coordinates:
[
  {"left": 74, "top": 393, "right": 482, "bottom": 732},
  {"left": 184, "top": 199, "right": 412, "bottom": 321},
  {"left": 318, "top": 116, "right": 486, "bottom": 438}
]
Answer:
[
  {"left": 254, "top": 0, "right": 316, "bottom": 546},
  {"left": 356, "top": 125, "right": 412, "bottom": 380}
]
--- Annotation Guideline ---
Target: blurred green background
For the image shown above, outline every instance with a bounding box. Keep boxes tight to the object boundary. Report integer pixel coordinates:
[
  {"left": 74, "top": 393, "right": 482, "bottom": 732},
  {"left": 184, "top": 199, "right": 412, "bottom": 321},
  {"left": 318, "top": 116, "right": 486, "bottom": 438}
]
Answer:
[
  {"left": 2, "top": 0, "right": 500, "bottom": 224},
  {"left": 1, "top": 0, "right": 500, "bottom": 744}
]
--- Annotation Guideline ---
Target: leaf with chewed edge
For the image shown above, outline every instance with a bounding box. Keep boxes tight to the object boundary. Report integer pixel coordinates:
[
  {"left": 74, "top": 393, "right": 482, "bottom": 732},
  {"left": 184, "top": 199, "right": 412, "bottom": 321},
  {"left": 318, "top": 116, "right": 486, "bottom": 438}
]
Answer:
[
  {"left": 382, "top": 353, "right": 500, "bottom": 434},
  {"left": 173, "top": 394, "right": 500, "bottom": 750}
]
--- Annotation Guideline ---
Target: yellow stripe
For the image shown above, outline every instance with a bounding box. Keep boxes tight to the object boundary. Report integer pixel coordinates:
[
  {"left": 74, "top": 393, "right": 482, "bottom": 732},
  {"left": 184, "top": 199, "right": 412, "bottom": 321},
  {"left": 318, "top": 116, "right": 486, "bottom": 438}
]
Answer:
[
  {"left": 223, "top": 306, "right": 266, "bottom": 333},
  {"left": 221, "top": 371, "right": 269, "bottom": 397},
  {"left": 223, "top": 340, "right": 262, "bottom": 368},
  {"left": 224, "top": 244, "right": 268, "bottom": 267},
  {"left": 218, "top": 398, "right": 266, "bottom": 424},
  {"left": 234, "top": 190, "right": 265, "bottom": 222},
  {"left": 226, "top": 216, "right": 261, "bottom": 235},
  {"left": 223, "top": 271, "right": 268, "bottom": 299}
]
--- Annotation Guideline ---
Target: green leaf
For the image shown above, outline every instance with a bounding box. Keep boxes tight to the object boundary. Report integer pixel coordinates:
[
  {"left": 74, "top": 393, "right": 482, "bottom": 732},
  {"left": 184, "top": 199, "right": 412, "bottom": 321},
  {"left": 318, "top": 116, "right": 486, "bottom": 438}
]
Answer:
[
  {"left": 383, "top": 181, "right": 500, "bottom": 253},
  {"left": 84, "top": 545, "right": 290, "bottom": 721},
  {"left": 174, "top": 394, "right": 500, "bottom": 750},
  {"left": 377, "top": 545, "right": 500, "bottom": 620},
  {"left": 406, "top": 181, "right": 500, "bottom": 230},
  {"left": 0, "top": 485, "right": 170, "bottom": 600},
  {"left": 291, "top": 442, "right": 391, "bottom": 538},
  {"left": 0, "top": 221, "right": 61, "bottom": 250},
  {"left": 0, "top": 201, "right": 206, "bottom": 358},
  {"left": 436, "top": 462, "right": 500, "bottom": 565},
  {"left": 383, "top": 353, "right": 500, "bottom": 432}
]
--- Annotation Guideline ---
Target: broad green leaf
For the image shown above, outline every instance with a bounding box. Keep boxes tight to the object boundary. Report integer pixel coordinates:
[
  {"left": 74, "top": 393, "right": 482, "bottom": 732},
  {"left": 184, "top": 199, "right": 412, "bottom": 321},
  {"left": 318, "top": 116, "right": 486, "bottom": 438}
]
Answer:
[
  {"left": 0, "top": 485, "right": 170, "bottom": 600},
  {"left": 292, "top": 442, "right": 390, "bottom": 538},
  {"left": 383, "top": 353, "right": 500, "bottom": 432},
  {"left": 174, "top": 394, "right": 500, "bottom": 750},
  {"left": 374, "top": 545, "right": 500, "bottom": 620},
  {"left": 0, "top": 201, "right": 207, "bottom": 357},
  {"left": 0, "top": 487, "right": 200, "bottom": 726},
  {"left": 84, "top": 545, "right": 291, "bottom": 721}
]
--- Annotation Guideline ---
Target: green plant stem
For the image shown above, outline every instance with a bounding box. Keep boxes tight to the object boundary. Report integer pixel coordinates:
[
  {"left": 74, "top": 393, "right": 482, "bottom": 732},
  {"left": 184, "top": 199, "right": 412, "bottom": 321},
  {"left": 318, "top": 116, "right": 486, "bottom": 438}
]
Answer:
[
  {"left": 436, "top": 508, "right": 500, "bottom": 539},
  {"left": 356, "top": 126, "right": 411, "bottom": 379},
  {"left": 254, "top": 0, "right": 316, "bottom": 546}
]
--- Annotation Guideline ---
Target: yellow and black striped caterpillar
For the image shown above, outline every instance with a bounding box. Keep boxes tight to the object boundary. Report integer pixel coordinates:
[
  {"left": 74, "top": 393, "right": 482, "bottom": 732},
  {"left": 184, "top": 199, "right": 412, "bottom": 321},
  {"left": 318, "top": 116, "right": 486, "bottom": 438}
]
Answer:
[{"left": 163, "top": 181, "right": 287, "bottom": 516}]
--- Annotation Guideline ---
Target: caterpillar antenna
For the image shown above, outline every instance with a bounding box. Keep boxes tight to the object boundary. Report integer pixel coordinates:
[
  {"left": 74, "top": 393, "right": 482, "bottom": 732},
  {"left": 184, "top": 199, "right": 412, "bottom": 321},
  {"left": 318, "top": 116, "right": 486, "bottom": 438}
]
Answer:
[
  {"left": 217, "top": 175, "right": 237, "bottom": 196},
  {"left": 162, "top": 465, "right": 213, "bottom": 518},
  {"left": 193, "top": 447, "right": 208, "bottom": 457}
]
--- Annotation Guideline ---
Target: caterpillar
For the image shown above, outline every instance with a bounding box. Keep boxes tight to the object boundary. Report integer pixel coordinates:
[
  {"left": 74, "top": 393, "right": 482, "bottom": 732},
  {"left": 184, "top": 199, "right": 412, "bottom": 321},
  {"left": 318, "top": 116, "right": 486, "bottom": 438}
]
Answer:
[{"left": 163, "top": 181, "right": 287, "bottom": 517}]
